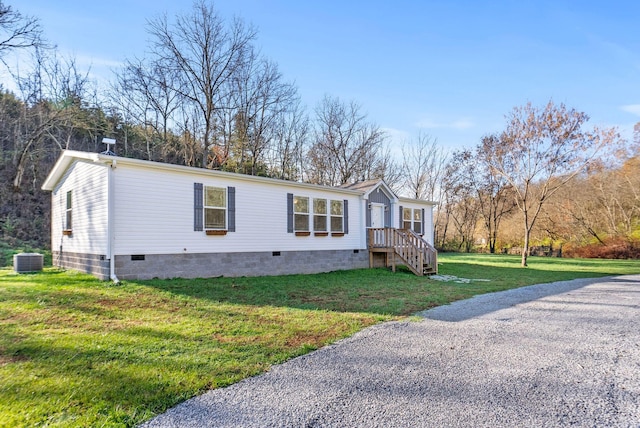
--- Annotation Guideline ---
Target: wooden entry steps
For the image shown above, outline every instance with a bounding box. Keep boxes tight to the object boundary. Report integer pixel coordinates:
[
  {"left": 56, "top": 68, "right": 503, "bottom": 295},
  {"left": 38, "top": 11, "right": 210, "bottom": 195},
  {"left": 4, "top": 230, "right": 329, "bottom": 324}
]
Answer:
[{"left": 368, "top": 228, "right": 438, "bottom": 276}]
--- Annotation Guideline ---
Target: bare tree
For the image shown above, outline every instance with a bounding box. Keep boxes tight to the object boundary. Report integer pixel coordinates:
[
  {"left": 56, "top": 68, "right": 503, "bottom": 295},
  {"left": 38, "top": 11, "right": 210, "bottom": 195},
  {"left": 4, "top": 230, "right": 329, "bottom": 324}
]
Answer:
[
  {"left": 440, "top": 151, "right": 480, "bottom": 252},
  {"left": 12, "top": 49, "right": 94, "bottom": 190},
  {"left": 399, "top": 133, "right": 450, "bottom": 249},
  {"left": 486, "top": 101, "right": 620, "bottom": 266},
  {"left": 308, "top": 95, "right": 386, "bottom": 186},
  {"left": 113, "top": 58, "right": 182, "bottom": 160},
  {"left": 372, "top": 143, "right": 403, "bottom": 193},
  {"left": 632, "top": 122, "right": 640, "bottom": 156},
  {"left": 267, "top": 98, "right": 309, "bottom": 180},
  {"left": 534, "top": 131, "right": 640, "bottom": 249},
  {"left": 147, "top": 0, "right": 256, "bottom": 168},
  {"left": 401, "top": 133, "right": 446, "bottom": 200},
  {"left": 580, "top": 157, "right": 640, "bottom": 240},
  {"left": 450, "top": 195, "right": 480, "bottom": 252},
  {"left": 544, "top": 175, "right": 606, "bottom": 245},
  {"left": 229, "top": 49, "right": 297, "bottom": 175},
  {"left": 466, "top": 135, "right": 517, "bottom": 253},
  {"left": 0, "top": 1, "right": 44, "bottom": 67}
]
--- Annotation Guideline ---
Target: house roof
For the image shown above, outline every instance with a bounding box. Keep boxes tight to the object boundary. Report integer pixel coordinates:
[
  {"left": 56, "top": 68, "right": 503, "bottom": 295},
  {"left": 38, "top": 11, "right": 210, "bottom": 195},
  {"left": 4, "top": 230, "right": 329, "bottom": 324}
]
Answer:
[
  {"left": 42, "top": 151, "right": 360, "bottom": 196},
  {"left": 398, "top": 196, "right": 438, "bottom": 206},
  {"left": 339, "top": 179, "right": 382, "bottom": 193},
  {"left": 42, "top": 150, "right": 100, "bottom": 191},
  {"left": 343, "top": 179, "right": 400, "bottom": 202},
  {"left": 42, "top": 151, "right": 437, "bottom": 206}
]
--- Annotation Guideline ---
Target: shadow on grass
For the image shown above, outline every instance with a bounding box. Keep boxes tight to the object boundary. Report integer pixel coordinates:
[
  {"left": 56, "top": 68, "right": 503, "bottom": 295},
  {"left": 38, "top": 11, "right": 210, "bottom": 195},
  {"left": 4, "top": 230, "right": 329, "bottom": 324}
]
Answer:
[
  {"left": 136, "top": 259, "right": 630, "bottom": 318},
  {"left": 137, "top": 268, "right": 416, "bottom": 316}
]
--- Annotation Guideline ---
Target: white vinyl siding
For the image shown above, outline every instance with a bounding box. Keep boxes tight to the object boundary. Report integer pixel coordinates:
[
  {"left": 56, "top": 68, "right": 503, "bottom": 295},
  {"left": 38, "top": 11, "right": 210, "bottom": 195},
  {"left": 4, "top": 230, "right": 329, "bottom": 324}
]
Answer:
[
  {"left": 47, "top": 154, "right": 437, "bottom": 259},
  {"left": 112, "top": 166, "right": 363, "bottom": 254},
  {"left": 51, "top": 161, "right": 109, "bottom": 255},
  {"left": 398, "top": 199, "right": 435, "bottom": 246}
]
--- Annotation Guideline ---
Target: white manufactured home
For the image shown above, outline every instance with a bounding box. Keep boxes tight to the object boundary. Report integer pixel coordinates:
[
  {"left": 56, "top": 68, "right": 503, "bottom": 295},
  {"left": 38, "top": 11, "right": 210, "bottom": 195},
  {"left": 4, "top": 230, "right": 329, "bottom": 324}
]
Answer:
[{"left": 42, "top": 150, "right": 437, "bottom": 281}]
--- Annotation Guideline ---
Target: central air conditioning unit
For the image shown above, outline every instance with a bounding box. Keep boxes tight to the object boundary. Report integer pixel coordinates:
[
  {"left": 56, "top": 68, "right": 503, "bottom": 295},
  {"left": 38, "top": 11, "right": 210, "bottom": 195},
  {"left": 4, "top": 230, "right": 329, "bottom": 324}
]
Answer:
[{"left": 13, "top": 253, "right": 44, "bottom": 273}]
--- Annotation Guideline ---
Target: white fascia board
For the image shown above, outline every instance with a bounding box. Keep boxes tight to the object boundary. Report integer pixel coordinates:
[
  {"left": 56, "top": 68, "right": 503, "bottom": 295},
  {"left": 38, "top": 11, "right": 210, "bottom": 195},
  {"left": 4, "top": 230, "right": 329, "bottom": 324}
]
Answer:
[
  {"left": 93, "top": 153, "right": 364, "bottom": 196},
  {"left": 41, "top": 150, "right": 102, "bottom": 191},
  {"left": 44, "top": 150, "right": 396, "bottom": 199},
  {"left": 398, "top": 196, "right": 439, "bottom": 206}
]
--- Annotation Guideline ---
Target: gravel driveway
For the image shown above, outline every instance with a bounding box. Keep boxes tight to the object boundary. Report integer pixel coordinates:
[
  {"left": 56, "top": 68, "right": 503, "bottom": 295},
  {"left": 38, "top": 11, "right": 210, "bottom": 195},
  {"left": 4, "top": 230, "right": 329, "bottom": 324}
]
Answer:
[{"left": 142, "top": 275, "right": 640, "bottom": 427}]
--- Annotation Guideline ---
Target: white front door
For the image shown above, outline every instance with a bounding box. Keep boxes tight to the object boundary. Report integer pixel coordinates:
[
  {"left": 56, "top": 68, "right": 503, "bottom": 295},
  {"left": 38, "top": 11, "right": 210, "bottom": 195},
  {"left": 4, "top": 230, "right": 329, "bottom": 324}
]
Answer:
[{"left": 370, "top": 203, "right": 385, "bottom": 228}]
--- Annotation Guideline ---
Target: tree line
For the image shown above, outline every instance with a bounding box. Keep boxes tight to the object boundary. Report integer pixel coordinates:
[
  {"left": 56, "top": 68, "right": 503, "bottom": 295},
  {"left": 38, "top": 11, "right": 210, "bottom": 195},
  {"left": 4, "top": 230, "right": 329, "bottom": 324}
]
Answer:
[
  {"left": 1, "top": 1, "right": 638, "bottom": 265},
  {"left": 432, "top": 112, "right": 639, "bottom": 264}
]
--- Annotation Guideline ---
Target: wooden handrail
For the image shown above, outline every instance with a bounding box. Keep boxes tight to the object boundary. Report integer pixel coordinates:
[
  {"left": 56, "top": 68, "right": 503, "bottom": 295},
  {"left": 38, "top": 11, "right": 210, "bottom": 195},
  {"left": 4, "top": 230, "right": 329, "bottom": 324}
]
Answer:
[
  {"left": 404, "top": 229, "right": 437, "bottom": 272},
  {"left": 368, "top": 228, "right": 438, "bottom": 276}
]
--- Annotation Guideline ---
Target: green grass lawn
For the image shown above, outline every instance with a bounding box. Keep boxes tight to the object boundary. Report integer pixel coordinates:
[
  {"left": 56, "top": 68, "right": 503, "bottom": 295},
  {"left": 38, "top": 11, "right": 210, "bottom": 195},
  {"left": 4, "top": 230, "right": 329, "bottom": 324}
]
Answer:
[{"left": 1, "top": 254, "right": 639, "bottom": 427}]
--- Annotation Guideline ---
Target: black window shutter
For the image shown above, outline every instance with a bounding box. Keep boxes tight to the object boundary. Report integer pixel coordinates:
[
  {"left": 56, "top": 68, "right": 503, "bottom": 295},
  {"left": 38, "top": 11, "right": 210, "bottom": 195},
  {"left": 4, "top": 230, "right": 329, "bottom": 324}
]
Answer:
[
  {"left": 385, "top": 203, "right": 390, "bottom": 228},
  {"left": 343, "top": 199, "right": 349, "bottom": 234},
  {"left": 228, "top": 187, "right": 236, "bottom": 232},
  {"left": 399, "top": 205, "right": 403, "bottom": 229},
  {"left": 287, "top": 193, "right": 293, "bottom": 233},
  {"left": 194, "top": 183, "right": 203, "bottom": 231},
  {"left": 421, "top": 208, "right": 425, "bottom": 235},
  {"left": 365, "top": 199, "right": 371, "bottom": 227}
]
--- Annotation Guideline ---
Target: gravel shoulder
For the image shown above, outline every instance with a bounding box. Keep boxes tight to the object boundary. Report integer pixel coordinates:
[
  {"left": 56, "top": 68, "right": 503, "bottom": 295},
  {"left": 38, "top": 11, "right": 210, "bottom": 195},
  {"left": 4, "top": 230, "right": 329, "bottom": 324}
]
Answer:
[{"left": 141, "top": 275, "right": 640, "bottom": 427}]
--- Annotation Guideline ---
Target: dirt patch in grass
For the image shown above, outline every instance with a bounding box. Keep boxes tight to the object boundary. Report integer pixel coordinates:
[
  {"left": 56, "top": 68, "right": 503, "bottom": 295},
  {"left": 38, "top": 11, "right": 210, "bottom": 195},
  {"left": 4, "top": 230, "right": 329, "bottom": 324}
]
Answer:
[
  {"left": 0, "top": 352, "right": 29, "bottom": 365},
  {"left": 284, "top": 334, "right": 325, "bottom": 348}
]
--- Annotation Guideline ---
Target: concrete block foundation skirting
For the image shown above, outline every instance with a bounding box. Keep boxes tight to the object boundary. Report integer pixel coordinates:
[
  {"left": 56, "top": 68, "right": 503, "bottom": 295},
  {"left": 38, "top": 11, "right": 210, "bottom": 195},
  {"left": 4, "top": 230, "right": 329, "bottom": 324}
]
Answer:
[
  {"left": 113, "top": 249, "right": 370, "bottom": 280},
  {"left": 53, "top": 251, "right": 110, "bottom": 280}
]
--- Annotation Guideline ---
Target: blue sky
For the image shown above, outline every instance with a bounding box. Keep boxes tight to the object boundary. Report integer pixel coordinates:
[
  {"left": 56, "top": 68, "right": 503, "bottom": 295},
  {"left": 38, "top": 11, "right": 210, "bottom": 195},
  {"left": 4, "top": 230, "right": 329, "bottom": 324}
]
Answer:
[{"left": 14, "top": 0, "right": 640, "bottom": 150}]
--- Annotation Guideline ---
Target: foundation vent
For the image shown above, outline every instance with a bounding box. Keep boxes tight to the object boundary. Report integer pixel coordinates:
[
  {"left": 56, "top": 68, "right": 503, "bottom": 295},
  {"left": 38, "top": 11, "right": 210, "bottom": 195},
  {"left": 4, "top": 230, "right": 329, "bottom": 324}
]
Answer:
[{"left": 13, "top": 253, "right": 44, "bottom": 273}]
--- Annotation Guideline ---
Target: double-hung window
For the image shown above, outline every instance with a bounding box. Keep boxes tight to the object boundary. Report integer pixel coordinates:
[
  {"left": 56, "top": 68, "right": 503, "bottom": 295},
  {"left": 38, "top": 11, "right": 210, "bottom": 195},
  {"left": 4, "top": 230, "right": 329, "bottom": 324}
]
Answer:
[
  {"left": 313, "top": 198, "right": 327, "bottom": 231},
  {"left": 65, "top": 191, "right": 72, "bottom": 230},
  {"left": 330, "top": 200, "right": 343, "bottom": 232},
  {"left": 403, "top": 207, "right": 422, "bottom": 234},
  {"left": 288, "top": 194, "right": 346, "bottom": 235},
  {"left": 403, "top": 207, "right": 412, "bottom": 230},
  {"left": 293, "top": 196, "right": 309, "bottom": 231},
  {"left": 204, "top": 186, "right": 226, "bottom": 230},
  {"left": 195, "top": 183, "right": 235, "bottom": 233},
  {"left": 413, "top": 209, "right": 422, "bottom": 234}
]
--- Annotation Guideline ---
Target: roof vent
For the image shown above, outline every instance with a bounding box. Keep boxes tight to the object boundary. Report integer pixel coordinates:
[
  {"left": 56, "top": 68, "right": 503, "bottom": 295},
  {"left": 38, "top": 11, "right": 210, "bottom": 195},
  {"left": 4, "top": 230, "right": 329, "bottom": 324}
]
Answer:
[{"left": 13, "top": 253, "right": 43, "bottom": 273}]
